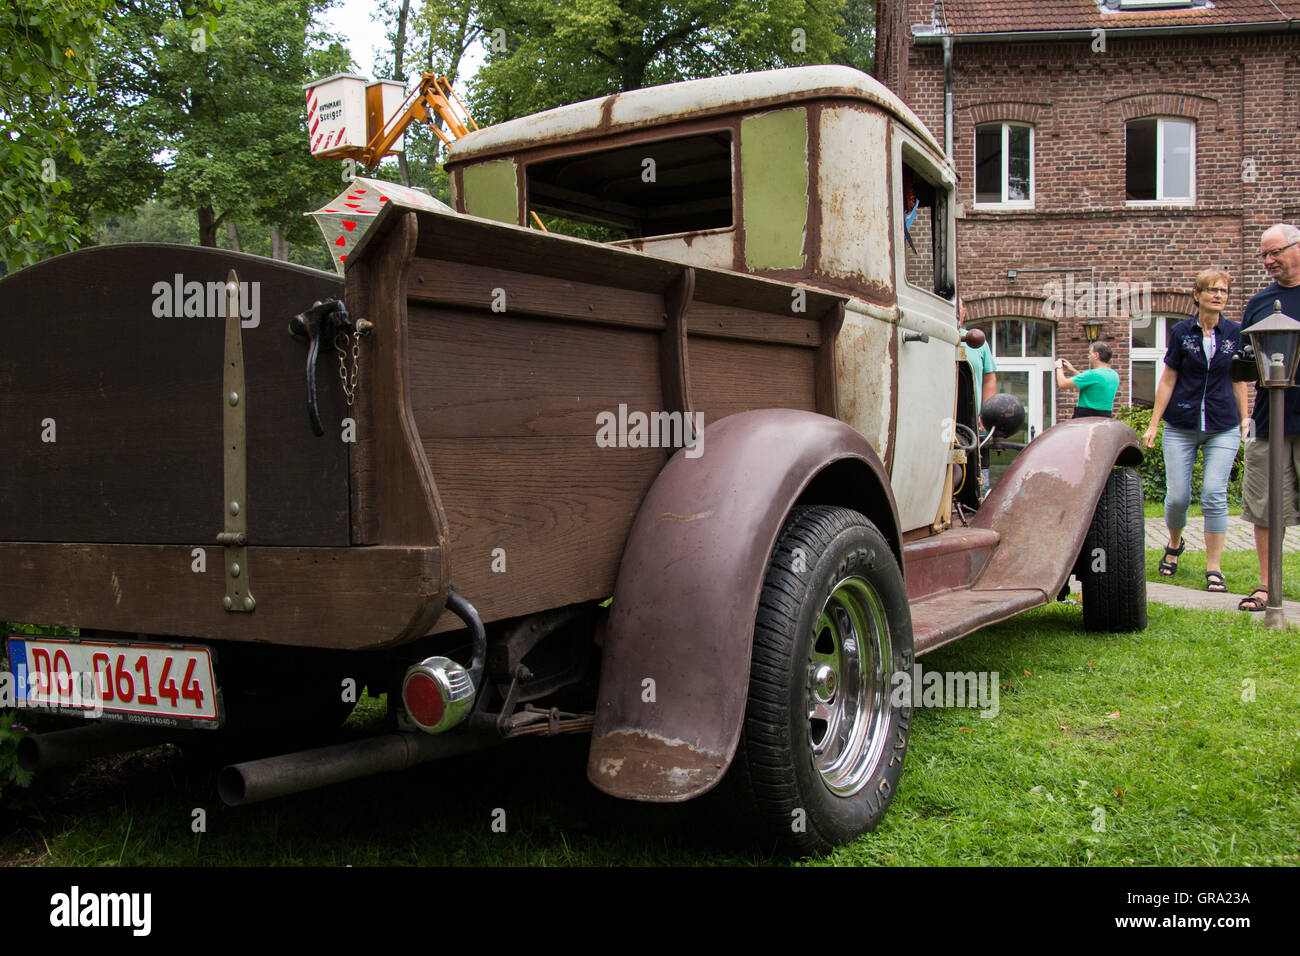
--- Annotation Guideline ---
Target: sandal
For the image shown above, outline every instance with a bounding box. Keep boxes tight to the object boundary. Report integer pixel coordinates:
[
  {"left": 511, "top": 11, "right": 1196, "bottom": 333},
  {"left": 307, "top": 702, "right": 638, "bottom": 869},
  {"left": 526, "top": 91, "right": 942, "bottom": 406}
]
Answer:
[
  {"left": 1158, "top": 540, "right": 1185, "bottom": 576},
  {"left": 1238, "top": 587, "right": 1269, "bottom": 612},
  {"left": 1205, "top": 571, "right": 1226, "bottom": 593}
]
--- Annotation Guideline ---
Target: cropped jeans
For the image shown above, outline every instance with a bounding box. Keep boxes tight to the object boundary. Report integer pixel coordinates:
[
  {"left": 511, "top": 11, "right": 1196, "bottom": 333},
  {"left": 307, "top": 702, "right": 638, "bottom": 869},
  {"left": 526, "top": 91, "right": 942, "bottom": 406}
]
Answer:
[{"left": 1161, "top": 423, "right": 1241, "bottom": 535}]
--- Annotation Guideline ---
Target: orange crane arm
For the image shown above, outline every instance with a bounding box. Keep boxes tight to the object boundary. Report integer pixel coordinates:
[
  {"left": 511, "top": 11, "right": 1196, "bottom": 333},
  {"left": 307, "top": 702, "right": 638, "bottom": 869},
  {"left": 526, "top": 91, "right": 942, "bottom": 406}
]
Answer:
[{"left": 359, "top": 73, "right": 479, "bottom": 167}]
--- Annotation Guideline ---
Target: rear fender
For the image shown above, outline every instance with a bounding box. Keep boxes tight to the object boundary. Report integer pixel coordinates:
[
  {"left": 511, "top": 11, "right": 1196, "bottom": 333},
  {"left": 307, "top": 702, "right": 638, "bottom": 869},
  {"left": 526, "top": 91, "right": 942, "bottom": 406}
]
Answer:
[
  {"left": 587, "top": 408, "right": 900, "bottom": 802},
  {"left": 971, "top": 418, "right": 1143, "bottom": 595}
]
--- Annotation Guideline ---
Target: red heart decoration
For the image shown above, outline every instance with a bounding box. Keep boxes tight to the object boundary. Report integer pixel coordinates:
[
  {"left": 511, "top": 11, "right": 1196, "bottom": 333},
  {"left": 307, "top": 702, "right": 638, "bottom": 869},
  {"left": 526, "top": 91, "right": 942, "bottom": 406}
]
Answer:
[
  {"left": 335, "top": 236, "right": 346, "bottom": 246},
  {"left": 340, "top": 255, "right": 347, "bottom": 262},
  {"left": 341, "top": 220, "right": 356, "bottom": 231},
  {"left": 379, "top": 196, "right": 389, "bottom": 202},
  {"left": 345, "top": 203, "right": 361, "bottom": 209}
]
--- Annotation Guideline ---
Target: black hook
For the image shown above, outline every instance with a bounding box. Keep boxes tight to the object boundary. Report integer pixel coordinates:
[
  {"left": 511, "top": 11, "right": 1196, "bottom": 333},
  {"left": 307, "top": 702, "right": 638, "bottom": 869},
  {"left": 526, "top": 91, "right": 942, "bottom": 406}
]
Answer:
[{"left": 289, "top": 299, "right": 354, "bottom": 437}]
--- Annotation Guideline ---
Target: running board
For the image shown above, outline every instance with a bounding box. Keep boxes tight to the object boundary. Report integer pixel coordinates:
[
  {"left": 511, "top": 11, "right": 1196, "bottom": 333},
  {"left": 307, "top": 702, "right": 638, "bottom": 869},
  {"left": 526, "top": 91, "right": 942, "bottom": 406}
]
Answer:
[{"left": 911, "top": 587, "right": 1047, "bottom": 656}]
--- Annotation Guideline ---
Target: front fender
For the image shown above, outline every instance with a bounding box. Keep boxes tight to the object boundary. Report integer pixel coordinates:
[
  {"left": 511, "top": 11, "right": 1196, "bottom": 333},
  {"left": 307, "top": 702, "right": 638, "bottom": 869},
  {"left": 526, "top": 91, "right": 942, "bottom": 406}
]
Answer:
[
  {"left": 587, "top": 408, "right": 900, "bottom": 802},
  {"left": 971, "top": 417, "right": 1143, "bottom": 595}
]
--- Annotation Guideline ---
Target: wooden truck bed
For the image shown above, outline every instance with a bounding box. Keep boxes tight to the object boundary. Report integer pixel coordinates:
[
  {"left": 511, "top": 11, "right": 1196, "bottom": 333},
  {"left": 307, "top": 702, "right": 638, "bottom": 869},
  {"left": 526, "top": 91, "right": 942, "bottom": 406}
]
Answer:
[{"left": 0, "top": 203, "right": 847, "bottom": 650}]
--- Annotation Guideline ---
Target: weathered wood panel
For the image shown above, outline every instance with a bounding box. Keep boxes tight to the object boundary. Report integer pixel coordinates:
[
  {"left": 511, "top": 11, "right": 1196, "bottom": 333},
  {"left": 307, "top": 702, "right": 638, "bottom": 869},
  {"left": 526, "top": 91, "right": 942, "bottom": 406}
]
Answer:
[
  {"left": 0, "top": 543, "right": 440, "bottom": 650},
  {"left": 423, "top": 437, "right": 663, "bottom": 631},
  {"left": 406, "top": 305, "right": 662, "bottom": 438},
  {"left": 0, "top": 245, "right": 349, "bottom": 546},
  {"left": 686, "top": 301, "right": 821, "bottom": 346},
  {"left": 406, "top": 259, "right": 665, "bottom": 331},
  {"left": 688, "top": 336, "right": 818, "bottom": 423}
]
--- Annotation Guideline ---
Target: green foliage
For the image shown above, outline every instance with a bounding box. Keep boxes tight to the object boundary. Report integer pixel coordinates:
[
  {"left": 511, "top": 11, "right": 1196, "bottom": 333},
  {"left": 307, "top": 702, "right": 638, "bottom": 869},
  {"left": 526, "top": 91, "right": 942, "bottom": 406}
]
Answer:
[
  {"left": 8, "top": 606, "right": 1298, "bottom": 866},
  {"left": 1146, "top": 549, "right": 1296, "bottom": 599},
  {"left": 468, "top": 0, "right": 849, "bottom": 125},
  {"left": 0, "top": 711, "right": 35, "bottom": 802},
  {"left": 835, "top": 0, "right": 876, "bottom": 73},
  {"left": 1114, "top": 405, "right": 1243, "bottom": 507},
  {"left": 0, "top": 0, "right": 111, "bottom": 268},
  {"left": 48, "top": 0, "right": 353, "bottom": 253}
]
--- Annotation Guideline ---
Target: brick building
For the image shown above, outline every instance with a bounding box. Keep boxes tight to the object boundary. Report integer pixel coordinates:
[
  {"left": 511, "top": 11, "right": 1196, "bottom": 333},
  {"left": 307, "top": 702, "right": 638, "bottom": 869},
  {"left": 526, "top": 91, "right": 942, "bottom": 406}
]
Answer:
[{"left": 876, "top": 0, "right": 1299, "bottom": 432}]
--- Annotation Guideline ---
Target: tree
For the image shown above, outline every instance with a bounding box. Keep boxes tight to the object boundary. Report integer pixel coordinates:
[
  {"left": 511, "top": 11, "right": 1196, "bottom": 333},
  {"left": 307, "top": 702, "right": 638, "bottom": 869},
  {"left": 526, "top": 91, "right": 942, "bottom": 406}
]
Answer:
[
  {"left": 58, "top": 0, "right": 351, "bottom": 252},
  {"left": 0, "top": 0, "right": 110, "bottom": 269},
  {"left": 468, "top": 0, "right": 847, "bottom": 125},
  {"left": 155, "top": 0, "right": 352, "bottom": 248},
  {"left": 837, "top": 0, "right": 876, "bottom": 74}
]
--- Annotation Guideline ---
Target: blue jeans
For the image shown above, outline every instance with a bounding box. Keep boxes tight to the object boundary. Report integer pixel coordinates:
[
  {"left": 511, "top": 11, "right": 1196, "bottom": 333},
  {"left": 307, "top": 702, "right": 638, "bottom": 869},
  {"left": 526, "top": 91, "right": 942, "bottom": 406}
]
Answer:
[{"left": 1162, "top": 424, "right": 1241, "bottom": 535}]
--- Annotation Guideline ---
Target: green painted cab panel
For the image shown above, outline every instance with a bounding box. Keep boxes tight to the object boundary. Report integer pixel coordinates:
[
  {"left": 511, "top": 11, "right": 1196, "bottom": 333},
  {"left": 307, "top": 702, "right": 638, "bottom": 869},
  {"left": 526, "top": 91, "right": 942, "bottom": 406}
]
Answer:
[
  {"left": 741, "top": 108, "right": 809, "bottom": 271},
  {"left": 462, "top": 159, "right": 519, "bottom": 224}
]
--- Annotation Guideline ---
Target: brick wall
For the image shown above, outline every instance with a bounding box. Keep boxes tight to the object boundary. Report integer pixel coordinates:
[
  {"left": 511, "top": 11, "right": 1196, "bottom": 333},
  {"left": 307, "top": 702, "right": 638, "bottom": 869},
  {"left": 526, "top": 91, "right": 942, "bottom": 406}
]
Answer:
[{"left": 879, "top": 2, "right": 1299, "bottom": 418}]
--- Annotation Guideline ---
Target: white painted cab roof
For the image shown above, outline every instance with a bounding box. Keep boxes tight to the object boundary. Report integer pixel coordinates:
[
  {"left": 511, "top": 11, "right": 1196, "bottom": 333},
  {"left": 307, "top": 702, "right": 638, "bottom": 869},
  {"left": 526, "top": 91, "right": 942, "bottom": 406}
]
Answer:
[{"left": 446, "top": 65, "right": 947, "bottom": 167}]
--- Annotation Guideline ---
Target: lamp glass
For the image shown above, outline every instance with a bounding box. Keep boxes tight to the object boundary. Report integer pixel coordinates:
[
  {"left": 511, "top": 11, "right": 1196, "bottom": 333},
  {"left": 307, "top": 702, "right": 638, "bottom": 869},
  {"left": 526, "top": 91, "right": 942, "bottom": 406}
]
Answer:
[{"left": 1253, "top": 330, "right": 1300, "bottom": 386}]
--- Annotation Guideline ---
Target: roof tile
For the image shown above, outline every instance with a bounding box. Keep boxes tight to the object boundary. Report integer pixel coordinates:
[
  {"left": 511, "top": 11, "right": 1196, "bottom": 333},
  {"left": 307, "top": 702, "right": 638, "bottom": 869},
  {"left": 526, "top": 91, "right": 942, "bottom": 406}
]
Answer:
[{"left": 932, "top": 0, "right": 1299, "bottom": 34}]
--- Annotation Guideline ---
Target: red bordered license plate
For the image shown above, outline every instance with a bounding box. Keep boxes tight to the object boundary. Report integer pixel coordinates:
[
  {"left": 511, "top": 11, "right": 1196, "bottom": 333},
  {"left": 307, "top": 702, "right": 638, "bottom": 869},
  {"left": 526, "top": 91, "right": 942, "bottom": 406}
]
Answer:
[{"left": 5, "top": 636, "right": 221, "bottom": 728}]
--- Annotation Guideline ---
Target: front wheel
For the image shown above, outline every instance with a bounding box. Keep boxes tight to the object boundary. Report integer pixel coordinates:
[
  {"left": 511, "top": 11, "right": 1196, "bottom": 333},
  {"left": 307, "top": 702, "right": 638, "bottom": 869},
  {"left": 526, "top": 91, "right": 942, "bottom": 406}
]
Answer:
[{"left": 732, "top": 505, "right": 913, "bottom": 856}]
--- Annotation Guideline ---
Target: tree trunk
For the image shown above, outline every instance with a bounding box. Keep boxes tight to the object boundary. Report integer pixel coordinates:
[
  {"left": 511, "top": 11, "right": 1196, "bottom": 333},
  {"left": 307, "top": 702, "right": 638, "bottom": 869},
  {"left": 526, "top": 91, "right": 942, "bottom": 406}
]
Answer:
[
  {"left": 395, "top": 0, "right": 412, "bottom": 186},
  {"left": 224, "top": 220, "right": 241, "bottom": 253},
  {"left": 198, "top": 205, "right": 219, "bottom": 247},
  {"left": 269, "top": 226, "right": 289, "bottom": 261}
]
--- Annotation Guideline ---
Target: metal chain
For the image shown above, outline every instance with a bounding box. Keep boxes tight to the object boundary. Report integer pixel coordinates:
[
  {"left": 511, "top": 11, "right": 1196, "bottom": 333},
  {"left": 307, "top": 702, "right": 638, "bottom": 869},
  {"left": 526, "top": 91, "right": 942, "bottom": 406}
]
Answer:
[{"left": 335, "top": 331, "right": 360, "bottom": 406}]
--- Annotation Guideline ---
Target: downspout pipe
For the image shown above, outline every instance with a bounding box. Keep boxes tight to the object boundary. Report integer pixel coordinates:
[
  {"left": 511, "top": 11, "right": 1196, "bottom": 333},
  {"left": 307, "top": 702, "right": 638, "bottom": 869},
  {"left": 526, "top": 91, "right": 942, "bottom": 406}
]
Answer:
[{"left": 943, "top": 34, "right": 954, "bottom": 159}]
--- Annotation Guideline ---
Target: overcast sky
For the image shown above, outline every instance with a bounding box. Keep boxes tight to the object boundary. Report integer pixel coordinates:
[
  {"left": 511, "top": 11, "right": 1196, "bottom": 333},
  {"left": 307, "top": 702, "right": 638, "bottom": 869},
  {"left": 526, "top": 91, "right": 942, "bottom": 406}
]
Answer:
[{"left": 317, "top": 0, "right": 483, "bottom": 95}]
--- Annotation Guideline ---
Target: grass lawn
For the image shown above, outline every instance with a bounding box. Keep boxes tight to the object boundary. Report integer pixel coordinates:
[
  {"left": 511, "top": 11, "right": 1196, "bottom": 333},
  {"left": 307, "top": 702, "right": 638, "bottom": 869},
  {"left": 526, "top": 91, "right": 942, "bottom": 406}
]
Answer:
[
  {"left": 2, "top": 603, "right": 1296, "bottom": 867},
  {"left": 1146, "top": 549, "right": 1300, "bottom": 601},
  {"left": 1143, "top": 501, "right": 1243, "bottom": 520}
]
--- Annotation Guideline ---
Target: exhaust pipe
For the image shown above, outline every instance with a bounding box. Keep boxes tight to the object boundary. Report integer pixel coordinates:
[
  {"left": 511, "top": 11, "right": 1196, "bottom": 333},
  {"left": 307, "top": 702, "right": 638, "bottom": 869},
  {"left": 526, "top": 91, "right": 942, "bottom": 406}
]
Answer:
[
  {"left": 17, "top": 723, "right": 178, "bottom": 773},
  {"left": 218, "top": 730, "right": 490, "bottom": 806}
]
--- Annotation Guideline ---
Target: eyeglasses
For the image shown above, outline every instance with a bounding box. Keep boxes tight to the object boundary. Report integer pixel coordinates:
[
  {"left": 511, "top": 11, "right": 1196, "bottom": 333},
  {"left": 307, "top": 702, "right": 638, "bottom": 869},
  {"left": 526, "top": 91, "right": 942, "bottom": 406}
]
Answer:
[
  {"left": 1261, "top": 241, "right": 1299, "bottom": 260},
  {"left": 1199, "top": 287, "right": 1230, "bottom": 296}
]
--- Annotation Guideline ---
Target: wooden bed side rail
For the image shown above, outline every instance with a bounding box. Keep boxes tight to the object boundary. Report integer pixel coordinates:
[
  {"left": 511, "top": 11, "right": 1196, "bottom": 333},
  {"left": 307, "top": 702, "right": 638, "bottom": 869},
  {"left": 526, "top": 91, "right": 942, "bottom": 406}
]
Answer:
[{"left": 0, "top": 543, "right": 442, "bottom": 651}]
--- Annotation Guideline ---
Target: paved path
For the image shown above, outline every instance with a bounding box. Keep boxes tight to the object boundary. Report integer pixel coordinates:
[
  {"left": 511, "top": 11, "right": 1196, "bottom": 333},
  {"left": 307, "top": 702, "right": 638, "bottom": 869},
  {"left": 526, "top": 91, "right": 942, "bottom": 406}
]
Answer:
[
  {"left": 1144, "top": 580, "right": 1300, "bottom": 628},
  {"left": 1143, "top": 514, "right": 1300, "bottom": 553}
]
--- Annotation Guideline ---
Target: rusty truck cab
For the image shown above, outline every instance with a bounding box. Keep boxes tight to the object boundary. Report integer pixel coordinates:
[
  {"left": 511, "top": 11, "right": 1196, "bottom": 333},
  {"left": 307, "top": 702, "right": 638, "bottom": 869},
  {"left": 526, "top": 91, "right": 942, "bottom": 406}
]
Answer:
[{"left": 444, "top": 65, "right": 962, "bottom": 535}]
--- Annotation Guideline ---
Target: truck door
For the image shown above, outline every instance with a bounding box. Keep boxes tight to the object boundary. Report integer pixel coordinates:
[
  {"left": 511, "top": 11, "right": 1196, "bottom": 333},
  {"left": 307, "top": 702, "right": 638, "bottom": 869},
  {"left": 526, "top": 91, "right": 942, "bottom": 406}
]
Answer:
[{"left": 889, "top": 131, "right": 959, "bottom": 532}]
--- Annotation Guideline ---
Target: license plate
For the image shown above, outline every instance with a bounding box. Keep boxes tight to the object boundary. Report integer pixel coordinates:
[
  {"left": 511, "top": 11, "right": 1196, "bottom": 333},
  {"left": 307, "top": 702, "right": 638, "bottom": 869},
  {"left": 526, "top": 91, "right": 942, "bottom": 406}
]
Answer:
[{"left": 5, "top": 636, "right": 220, "bottom": 727}]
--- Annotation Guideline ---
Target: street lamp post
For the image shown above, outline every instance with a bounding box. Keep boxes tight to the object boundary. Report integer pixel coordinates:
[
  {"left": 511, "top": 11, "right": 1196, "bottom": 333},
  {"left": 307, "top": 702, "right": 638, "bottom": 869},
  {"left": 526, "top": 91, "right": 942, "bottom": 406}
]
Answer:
[{"left": 1243, "top": 301, "right": 1300, "bottom": 630}]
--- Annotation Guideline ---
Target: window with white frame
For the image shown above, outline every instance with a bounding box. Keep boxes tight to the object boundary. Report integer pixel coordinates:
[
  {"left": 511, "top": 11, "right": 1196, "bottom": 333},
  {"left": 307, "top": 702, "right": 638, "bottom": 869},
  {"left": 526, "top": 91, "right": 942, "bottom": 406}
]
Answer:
[
  {"left": 1129, "top": 314, "right": 1184, "bottom": 407},
  {"left": 975, "top": 123, "right": 1033, "bottom": 206},
  {"left": 1126, "top": 117, "right": 1194, "bottom": 202},
  {"left": 969, "top": 318, "right": 1056, "bottom": 438}
]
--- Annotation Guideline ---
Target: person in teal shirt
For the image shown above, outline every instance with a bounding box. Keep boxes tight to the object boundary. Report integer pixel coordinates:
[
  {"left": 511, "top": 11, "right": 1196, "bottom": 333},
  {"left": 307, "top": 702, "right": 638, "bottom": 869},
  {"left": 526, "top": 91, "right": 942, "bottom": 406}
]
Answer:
[
  {"left": 959, "top": 301, "right": 997, "bottom": 494},
  {"left": 1056, "top": 341, "right": 1120, "bottom": 418},
  {"left": 959, "top": 300, "right": 998, "bottom": 421}
]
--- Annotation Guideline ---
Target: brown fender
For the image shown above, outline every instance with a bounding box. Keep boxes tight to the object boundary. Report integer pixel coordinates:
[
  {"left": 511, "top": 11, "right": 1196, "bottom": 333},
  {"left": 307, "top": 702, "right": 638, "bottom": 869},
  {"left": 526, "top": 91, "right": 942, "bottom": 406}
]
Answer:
[
  {"left": 587, "top": 408, "right": 901, "bottom": 803},
  {"left": 970, "top": 417, "right": 1143, "bottom": 596}
]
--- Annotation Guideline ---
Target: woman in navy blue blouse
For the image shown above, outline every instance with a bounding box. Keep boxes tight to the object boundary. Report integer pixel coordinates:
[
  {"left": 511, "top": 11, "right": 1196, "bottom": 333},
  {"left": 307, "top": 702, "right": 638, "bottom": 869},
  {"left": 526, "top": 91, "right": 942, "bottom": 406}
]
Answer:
[{"left": 1142, "top": 269, "right": 1251, "bottom": 591}]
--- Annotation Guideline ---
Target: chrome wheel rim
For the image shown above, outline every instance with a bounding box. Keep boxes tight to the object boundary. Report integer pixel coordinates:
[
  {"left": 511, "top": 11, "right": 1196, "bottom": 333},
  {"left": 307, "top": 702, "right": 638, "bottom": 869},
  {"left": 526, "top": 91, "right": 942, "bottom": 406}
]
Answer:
[{"left": 807, "top": 574, "right": 892, "bottom": 796}]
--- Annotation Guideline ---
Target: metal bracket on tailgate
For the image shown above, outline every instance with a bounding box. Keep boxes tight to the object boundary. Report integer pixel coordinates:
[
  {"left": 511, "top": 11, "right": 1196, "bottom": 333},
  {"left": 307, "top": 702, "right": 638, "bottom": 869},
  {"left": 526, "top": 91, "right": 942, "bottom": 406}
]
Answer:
[{"left": 221, "top": 269, "right": 255, "bottom": 613}]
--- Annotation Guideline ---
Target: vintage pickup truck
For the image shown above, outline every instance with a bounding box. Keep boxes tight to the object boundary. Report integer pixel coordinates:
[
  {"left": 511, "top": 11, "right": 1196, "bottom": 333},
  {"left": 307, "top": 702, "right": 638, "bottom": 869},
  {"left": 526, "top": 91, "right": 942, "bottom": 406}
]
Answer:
[{"left": 0, "top": 65, "right": 1145, "bottom": 856}]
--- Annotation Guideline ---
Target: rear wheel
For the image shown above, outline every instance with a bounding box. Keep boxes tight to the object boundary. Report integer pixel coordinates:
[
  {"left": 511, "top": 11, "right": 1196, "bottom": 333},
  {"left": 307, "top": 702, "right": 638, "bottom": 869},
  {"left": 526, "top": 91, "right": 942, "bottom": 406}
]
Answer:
[
  {"left": 732, "top": 505, "right": 913, "bottom": 856},
  {"left": 1079, "top": 467, "right": 1148, "bottom": 633}
]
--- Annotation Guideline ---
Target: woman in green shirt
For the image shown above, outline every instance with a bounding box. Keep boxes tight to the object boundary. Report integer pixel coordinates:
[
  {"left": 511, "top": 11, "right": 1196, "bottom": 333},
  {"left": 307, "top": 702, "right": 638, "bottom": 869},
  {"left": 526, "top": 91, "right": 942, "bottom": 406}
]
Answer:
[{"left": 1057, "top": 341, "right": 1120, "bottom": 418}]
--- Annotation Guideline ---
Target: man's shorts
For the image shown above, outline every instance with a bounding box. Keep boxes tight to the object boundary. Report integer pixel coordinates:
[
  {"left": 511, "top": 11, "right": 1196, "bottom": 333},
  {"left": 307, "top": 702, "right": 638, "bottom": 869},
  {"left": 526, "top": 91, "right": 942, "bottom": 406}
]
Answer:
[{"left": 1241, "top": 433, "right": 1300, "bottom": 527}]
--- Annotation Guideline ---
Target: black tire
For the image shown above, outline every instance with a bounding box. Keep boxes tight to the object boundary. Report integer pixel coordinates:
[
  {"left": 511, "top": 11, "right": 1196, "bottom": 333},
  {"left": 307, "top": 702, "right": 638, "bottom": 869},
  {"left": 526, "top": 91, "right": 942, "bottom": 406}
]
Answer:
[
  {"left": 730, "top": 504, "right": 913, "bottom": 857},
  {"left": 1079, "top": 467, "right": 1148, "bottom": 633}
]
